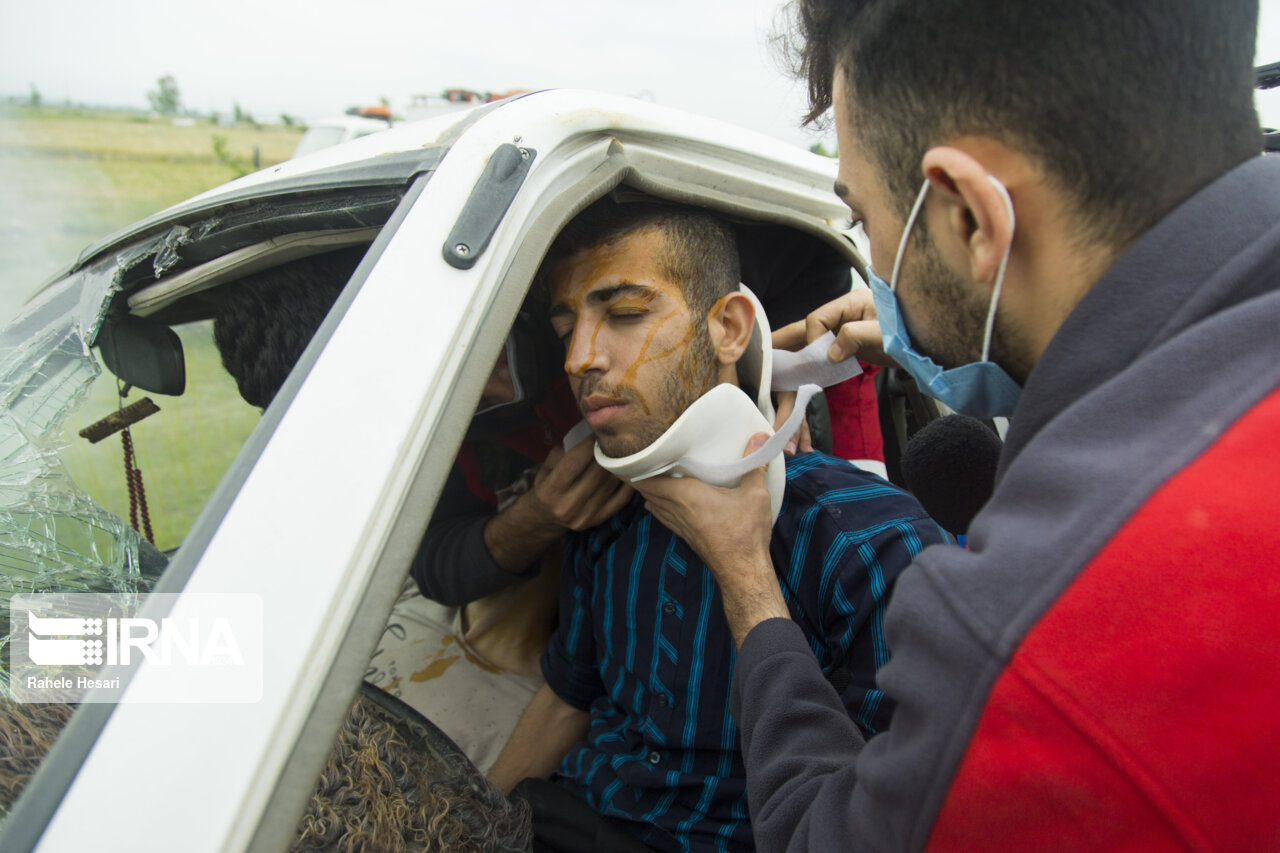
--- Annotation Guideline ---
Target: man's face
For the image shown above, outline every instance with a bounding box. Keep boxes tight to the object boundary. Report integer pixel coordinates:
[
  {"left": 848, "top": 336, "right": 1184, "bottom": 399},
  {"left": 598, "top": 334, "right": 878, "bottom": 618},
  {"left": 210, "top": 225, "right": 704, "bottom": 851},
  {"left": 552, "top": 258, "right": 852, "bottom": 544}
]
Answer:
[
  {"left": 831, "top": 72, "right": 989, "bottom": 370},
  {"left": 549, "top": 226, "right": 717, "bottom": 457}
]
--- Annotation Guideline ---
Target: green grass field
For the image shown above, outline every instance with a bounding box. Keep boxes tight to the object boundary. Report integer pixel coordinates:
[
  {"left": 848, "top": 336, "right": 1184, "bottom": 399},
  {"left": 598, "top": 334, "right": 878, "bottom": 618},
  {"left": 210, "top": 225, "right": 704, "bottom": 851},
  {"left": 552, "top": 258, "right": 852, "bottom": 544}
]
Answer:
[
  {"left": 57, "top": 325, "right": 263, "bottom": 552},
  {"left": 2, "top": 104, "right": 300, "bottom": 552},
  {"left": 0, "top": 104, "right": 301, "bottom": 320}
]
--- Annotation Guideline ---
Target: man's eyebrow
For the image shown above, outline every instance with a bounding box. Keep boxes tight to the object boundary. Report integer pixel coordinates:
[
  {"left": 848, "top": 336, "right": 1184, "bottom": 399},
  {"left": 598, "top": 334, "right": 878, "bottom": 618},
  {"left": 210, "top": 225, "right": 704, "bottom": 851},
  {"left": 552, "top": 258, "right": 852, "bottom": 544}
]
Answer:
[
  {"left": 585, "top": 283, "right": 654, "bottom": 305},
  {"left": 834, "top": 180, "right": 851, "bottom": 202},
  {"left": 548, "top": 283, "right": 654, "bottom": 320}
]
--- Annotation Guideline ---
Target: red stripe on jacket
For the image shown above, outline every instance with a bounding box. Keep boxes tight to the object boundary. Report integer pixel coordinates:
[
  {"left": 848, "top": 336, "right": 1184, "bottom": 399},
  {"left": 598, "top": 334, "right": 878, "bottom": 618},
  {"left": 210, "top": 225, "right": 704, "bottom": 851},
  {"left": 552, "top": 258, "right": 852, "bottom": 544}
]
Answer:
[{"left": 928, "top": 384, "right": 1280, "bottom": 851}]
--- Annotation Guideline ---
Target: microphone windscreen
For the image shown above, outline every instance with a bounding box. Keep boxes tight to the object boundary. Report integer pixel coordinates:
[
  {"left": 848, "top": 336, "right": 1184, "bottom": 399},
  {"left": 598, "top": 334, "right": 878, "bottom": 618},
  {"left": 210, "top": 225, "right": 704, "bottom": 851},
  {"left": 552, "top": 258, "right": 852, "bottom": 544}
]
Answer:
[{"left": 901, "top": 415, "right": 1003, "bottom": 536}]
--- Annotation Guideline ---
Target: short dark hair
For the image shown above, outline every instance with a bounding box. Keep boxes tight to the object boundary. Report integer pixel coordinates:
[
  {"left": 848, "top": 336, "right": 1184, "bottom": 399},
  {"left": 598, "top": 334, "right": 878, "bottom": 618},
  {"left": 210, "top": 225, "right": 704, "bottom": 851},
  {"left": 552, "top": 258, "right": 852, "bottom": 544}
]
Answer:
[
  {"left": 787, "top": 0, "right": 1262, "bottom": 249},
  {"left": 540, "top": 198, "right": 741, "bottom": 321},
  {"left": 213, "top": 246, "right": 366, "bottom": 409}
]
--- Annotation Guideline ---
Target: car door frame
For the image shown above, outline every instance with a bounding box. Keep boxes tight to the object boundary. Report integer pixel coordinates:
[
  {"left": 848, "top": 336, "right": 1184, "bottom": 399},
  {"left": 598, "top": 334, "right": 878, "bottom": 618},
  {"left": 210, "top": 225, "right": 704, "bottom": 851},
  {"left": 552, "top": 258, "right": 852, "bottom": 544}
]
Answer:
[{"left": 16, "top": 90, "right": 856, "bottom": 852}]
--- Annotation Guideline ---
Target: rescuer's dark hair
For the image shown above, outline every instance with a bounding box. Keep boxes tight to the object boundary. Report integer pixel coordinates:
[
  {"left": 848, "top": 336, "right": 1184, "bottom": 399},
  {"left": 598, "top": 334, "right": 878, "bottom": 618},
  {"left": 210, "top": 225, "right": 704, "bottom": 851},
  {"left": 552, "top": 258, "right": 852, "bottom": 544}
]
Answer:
[{"left": 786, "top": 0, "right": 1261, "bottom": 250}]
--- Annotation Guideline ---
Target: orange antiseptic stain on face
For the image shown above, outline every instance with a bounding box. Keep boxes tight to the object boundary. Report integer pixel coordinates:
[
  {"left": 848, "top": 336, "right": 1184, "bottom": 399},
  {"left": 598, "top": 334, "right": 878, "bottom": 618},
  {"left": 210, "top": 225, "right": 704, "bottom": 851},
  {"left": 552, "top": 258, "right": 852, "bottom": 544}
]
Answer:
[
  {"left": 672, "top": 292, "right": 730, "bottom": 395},
  {"left": 557, "top": 258, "right": 614, "bottom": 378},
  {"left": 550, "top": 226, "right": 715, "bottom": 448},
  {"left": 575, "top": 315, "right": 605, "bottom": 376},
  {"left": 707, "top": 293, "right": 731, "bottom": 334},
  {"left": 561, "top": 247, "right": 655, "bottom": 363},
  {"left": 618, "top": 307, "right": 695, "bottom": 415}
]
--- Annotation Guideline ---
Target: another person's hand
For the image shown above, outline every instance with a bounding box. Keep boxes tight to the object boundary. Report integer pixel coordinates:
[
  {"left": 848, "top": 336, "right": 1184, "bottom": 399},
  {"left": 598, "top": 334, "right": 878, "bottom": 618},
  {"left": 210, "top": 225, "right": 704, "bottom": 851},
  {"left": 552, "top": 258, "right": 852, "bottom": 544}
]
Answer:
[
  {"left": 528, "top": 438, "right": 633, "bottom": 531},
  {"left": 771, "top": 288, "right": 889, "bottom": 453},
  {"left": 772, "top": 392, "right": 812, "bottom": 455},
  {"left": 630, "top": 434, "right": 788, "bottom": 647},
  {"left": 772, "top": 288, "right": 894, "bottom": 368}
]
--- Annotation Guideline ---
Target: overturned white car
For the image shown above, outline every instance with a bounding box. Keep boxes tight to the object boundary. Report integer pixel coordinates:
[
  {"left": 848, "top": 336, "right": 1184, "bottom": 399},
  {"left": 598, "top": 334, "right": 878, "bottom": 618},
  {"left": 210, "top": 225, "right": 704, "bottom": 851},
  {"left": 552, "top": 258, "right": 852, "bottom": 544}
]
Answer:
[{"left": 0, "top": 90, "right": 909, "bottom": 851}]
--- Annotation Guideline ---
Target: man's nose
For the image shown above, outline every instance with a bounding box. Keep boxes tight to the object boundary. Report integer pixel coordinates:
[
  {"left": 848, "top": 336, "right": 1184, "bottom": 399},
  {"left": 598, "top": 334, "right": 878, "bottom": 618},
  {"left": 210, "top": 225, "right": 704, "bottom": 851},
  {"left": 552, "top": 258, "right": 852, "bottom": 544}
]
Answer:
[{"left": 564, "top": 320, "right": 606, "bottom": 376}]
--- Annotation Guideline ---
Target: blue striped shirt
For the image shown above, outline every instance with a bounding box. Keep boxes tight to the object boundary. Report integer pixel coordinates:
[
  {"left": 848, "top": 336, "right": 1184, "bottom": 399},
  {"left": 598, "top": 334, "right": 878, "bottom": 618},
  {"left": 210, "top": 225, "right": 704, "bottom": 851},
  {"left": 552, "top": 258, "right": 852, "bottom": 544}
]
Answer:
[{"left": 541, "top": 452, "right": 948, "bottom": 852}]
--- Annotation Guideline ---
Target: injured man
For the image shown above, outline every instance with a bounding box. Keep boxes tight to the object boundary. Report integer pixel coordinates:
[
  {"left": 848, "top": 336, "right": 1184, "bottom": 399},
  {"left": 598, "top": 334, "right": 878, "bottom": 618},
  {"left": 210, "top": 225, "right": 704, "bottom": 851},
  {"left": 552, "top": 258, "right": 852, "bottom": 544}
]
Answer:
[{"left": 486, "top": 198, "right": 948, "bottom": 853}]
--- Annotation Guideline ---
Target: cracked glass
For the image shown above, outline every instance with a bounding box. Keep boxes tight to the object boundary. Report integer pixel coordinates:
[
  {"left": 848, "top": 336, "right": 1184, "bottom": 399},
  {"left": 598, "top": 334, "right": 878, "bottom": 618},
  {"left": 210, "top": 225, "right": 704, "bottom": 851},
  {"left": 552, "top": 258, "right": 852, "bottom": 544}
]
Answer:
[{"left": 0, "top": 266, "right": 156, "bottom": 696}]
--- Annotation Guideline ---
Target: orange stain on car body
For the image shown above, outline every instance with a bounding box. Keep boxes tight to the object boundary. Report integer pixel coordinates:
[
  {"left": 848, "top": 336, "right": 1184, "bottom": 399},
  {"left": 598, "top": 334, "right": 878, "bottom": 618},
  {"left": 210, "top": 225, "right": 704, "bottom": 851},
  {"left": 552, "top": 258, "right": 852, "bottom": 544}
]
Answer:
[{"left": 409, "top": 655, "right": 457, "bottom": 682}]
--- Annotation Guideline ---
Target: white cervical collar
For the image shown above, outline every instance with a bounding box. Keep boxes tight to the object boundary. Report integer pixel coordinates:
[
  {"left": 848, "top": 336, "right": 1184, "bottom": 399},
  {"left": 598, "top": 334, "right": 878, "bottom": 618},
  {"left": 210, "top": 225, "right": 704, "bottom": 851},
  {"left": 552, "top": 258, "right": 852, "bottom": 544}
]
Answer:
[{"left": 562, "top": 284, "right": 863, "bottom": 523}]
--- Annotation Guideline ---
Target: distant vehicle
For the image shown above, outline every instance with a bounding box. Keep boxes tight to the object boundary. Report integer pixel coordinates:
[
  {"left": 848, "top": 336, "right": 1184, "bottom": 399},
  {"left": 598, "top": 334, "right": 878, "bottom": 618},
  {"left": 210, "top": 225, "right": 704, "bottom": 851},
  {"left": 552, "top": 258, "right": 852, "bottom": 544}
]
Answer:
[
  {"left": 404, "top": 87, "right": 530, "bottom": 123},
  {"left": 291, "top": 113, "right": 393, "bottom": 158},
  {"left": 294, "top": 93, "right": 534, "bottom": 158}
]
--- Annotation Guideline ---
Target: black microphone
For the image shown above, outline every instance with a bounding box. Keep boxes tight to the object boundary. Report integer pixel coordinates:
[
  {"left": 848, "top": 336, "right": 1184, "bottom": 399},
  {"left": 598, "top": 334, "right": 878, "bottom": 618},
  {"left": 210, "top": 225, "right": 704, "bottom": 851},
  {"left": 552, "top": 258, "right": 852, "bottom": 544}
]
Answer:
[{"left": 900, "top": 415, "right": 1003, "bottom": 536}]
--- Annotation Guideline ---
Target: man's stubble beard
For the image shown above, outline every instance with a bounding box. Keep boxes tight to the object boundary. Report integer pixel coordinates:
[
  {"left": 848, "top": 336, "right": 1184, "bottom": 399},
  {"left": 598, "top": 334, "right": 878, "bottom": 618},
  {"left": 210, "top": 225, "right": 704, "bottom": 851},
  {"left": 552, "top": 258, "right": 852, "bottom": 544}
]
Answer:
[
  {"left": 589, "top": 321, "right": 718, "bottom": 458},
  {"left": 904, "top": 230, "right": 1029, "bottom": 379}
]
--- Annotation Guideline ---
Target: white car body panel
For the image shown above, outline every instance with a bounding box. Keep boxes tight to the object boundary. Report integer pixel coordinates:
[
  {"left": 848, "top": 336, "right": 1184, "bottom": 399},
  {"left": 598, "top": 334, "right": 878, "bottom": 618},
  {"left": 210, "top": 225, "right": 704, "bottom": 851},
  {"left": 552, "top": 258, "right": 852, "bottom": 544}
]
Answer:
[{"left": 27, "top": 90, "right": 851, "bottom": 851}]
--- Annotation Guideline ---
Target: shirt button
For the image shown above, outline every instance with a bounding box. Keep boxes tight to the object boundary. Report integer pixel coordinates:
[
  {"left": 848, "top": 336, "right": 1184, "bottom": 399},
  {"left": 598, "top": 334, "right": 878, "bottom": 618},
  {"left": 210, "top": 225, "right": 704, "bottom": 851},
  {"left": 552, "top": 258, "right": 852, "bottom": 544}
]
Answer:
[
  {"left": 648, "top": 751, "right": 661, "bottom": 765},
  {"left": 662, "top": 601, "right": 676, "bottom": 615},
  {"left": 656, "top": 694, "right": 669, "bottom": 708}
]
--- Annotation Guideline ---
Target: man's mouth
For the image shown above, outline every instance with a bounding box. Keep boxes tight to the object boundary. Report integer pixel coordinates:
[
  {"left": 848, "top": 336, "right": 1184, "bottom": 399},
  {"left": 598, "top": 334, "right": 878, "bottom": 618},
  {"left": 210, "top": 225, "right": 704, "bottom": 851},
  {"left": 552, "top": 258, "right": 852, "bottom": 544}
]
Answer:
[{"left": 581, "top": 394, "right": 628, "bottom": 428}]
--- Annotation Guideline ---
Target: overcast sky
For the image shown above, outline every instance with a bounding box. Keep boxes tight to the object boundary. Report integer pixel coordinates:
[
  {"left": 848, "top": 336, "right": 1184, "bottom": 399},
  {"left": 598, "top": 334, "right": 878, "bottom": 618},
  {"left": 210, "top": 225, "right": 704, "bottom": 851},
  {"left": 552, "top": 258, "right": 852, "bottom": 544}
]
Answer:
[
  {"left": 4, "top": 0, "right": 1278, "bottom": 149},
  {"left": 2, "top": 1, "right": 1279, "bottom": 329},
  {"left": 0, "top": 0, "right": 827, "bottom": 148}
]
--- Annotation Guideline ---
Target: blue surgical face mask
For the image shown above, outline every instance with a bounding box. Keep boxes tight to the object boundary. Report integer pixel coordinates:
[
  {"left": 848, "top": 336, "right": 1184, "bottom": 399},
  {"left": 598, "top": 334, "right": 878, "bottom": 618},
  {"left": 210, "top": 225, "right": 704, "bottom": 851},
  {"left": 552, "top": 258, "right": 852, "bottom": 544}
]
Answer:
[{"left": 866, "top": 176, "right": 1022, "bottom": 419}]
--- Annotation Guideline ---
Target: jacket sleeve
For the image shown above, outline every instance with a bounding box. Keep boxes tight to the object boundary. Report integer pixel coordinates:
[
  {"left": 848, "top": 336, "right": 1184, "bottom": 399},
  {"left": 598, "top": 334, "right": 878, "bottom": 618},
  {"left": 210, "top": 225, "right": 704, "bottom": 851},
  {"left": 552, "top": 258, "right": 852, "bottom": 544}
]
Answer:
[
  {"left": 770, "top": 476, "right": 948, "bottom": 737},
  {"left": 731, "top": 618, "right": 871, "bottom": 852},
  {"left": 408, "top": 461, "right": 536, "bottom": 606},
  {"left": 730, "top": 551, "right": 1002, "bottom": 853}
]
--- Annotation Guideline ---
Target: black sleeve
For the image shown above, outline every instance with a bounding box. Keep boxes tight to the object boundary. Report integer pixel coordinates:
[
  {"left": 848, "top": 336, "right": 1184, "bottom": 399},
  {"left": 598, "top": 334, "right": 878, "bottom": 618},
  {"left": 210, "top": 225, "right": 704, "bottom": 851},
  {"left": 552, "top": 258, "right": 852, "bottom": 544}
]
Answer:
[{"left": 408, "top": 461, "right": 536, "bottom": 606}]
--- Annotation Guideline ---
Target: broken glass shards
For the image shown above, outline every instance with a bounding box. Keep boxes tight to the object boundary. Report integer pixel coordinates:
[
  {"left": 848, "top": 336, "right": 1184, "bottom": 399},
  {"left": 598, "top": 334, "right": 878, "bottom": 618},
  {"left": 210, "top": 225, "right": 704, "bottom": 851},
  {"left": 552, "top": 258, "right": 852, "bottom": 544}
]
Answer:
[{"left": 0, "top": 267, "right": 155, "bottom": 697}]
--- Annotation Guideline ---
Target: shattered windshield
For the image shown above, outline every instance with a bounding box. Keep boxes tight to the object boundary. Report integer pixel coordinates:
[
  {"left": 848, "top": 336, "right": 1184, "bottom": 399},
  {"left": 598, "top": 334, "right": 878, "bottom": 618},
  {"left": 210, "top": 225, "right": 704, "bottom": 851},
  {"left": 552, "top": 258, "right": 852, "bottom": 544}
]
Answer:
[{"left": 0, "top": 264, "right": 162, "bottom": 696}]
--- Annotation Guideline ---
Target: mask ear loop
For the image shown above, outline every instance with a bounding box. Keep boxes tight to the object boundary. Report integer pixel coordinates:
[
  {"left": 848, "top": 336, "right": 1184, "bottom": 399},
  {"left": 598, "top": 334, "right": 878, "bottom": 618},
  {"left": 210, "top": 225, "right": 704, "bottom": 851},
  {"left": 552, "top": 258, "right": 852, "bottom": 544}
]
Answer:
[
  {"left": 981, "top": 175, "right": 1016, "bottom": 362},
  {"left": 890, "top": 180, "right": 932, "bottom": 291}
]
